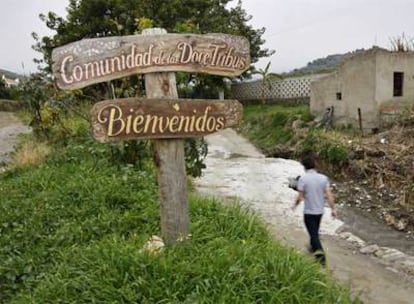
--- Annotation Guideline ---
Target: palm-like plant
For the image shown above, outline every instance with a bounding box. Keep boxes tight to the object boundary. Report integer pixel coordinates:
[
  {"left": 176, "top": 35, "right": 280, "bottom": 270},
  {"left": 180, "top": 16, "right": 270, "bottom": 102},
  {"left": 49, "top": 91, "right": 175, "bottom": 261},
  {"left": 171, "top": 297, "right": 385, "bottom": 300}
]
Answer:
[{"left": 253, "top": 61, "right": 282, "bottom": 104}]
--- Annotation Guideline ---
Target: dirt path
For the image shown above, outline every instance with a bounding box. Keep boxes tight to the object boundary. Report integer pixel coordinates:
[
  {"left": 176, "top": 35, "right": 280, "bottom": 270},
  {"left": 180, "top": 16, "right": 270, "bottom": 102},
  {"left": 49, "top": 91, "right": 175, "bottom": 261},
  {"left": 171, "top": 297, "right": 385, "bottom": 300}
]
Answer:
[
  {"left": 0, "top": 112, "right": 31, "bottom": 165},
  {"left": 194, "top": 128, "right": 414, "bottom": 304}
]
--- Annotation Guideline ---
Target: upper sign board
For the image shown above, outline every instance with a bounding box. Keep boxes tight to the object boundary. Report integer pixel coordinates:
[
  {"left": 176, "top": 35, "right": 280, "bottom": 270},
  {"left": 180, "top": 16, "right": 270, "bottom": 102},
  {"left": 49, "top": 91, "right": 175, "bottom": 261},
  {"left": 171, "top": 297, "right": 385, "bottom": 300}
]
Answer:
[{"left": 52, "top": 33, "right": 251, "bottom": 90}]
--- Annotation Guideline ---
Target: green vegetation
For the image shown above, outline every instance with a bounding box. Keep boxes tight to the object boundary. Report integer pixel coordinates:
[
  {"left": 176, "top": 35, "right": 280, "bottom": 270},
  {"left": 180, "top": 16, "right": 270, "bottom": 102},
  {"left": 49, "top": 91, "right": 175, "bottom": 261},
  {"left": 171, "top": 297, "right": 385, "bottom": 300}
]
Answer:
[
  {"left": 239, "top": 104, "right": 350, "bottom": 168},
  {"left": 239, "top": 104, "right": 312, "bottom": 150},
  {"left": 0, "top": 107, "right": 357, "bottom": 303}
]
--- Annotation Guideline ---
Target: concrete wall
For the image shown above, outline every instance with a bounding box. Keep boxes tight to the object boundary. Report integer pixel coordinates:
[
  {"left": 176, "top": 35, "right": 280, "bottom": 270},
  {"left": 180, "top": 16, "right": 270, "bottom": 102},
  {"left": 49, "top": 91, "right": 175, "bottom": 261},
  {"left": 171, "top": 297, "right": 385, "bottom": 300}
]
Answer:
[
  {"left": 341, "top": 49, "right": 378, "bottom": 129},
  {"left": 309, "top": 48, "right": 414, "bottom": 130},
  {"left": 310, "top": 50, "right": 377, "bottom": 128},
  {"left": 375, "top": 50, "right": 414, "bottom": 121},
  {"left": 311, "top": 48, "right": 414, "bottom": 130},
  {"left": 310, "top": 72, "right": 343, "bottom": 121}
]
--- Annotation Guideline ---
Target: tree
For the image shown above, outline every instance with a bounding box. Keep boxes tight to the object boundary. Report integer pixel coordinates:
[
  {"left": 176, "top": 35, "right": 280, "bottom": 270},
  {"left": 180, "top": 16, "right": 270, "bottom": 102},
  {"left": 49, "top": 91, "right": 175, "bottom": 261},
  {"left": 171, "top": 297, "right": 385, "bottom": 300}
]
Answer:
[
  {"left": 253, "top": 61, "right": 282, "bottom": 104},
  {"left": 33, "top": 0, "right": 273, "bottom": 79},
  {"left": 389, "top": 33, "right": 414, "bottom": 52}
]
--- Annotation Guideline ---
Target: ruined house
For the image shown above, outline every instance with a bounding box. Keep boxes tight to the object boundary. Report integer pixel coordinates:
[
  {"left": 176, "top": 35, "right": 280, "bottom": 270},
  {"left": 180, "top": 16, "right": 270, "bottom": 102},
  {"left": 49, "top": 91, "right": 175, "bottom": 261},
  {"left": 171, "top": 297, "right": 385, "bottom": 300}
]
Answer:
[
  {"left": 1, "top": 74, "right": 19, "bottom": 87},
  {"left": 310, "top": 47, "right": 414, "bottom": 131}
]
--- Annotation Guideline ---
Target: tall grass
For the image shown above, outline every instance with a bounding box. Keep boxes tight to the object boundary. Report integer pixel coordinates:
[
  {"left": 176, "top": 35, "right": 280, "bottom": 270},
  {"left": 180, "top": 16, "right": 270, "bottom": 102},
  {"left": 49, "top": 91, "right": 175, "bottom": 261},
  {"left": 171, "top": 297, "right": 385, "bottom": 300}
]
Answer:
[
  {"left": 239, "top": 104, "right": 312, "bottom": 150},
  {"left": 11, "top": 139, "right": 51, "bottom": 168}
]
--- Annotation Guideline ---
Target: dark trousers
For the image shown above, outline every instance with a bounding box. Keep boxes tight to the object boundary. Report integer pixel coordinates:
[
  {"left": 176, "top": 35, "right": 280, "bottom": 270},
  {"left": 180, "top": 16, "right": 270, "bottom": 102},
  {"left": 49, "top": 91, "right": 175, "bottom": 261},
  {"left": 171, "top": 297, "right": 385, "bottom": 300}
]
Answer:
[{"left": 304, "top": 214, "right": 325, "bottom": 264}]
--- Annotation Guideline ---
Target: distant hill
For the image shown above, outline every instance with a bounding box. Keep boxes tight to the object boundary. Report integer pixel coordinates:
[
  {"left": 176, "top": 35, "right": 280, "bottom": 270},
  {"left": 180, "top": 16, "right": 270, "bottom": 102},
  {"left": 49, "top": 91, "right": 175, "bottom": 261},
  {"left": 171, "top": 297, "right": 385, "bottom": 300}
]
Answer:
[
  {"left": 285, "top": 49, "right": 366, "bottom": 76},
  {"left": 0, "top": 68, "right": 22, "bottom": 79}
]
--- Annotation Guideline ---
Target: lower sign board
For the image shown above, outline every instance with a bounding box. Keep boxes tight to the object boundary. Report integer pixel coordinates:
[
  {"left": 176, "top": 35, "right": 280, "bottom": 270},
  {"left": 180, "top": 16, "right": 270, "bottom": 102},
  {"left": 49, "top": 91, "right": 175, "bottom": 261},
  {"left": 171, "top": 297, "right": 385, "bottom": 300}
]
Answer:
[{"left": 91, "top": 98, "right": 243, "bottom": 142}]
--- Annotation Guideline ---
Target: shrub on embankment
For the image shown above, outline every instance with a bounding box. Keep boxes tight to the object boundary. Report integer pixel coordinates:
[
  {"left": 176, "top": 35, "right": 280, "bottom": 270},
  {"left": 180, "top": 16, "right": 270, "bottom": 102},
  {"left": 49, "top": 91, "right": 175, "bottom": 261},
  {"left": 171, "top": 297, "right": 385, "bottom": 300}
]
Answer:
[
  {"left": 0, "top": 108, "right": 357, "bottom": 303},
  {"left": 239, "top": 104, "right": 350, "bottom": 169}
]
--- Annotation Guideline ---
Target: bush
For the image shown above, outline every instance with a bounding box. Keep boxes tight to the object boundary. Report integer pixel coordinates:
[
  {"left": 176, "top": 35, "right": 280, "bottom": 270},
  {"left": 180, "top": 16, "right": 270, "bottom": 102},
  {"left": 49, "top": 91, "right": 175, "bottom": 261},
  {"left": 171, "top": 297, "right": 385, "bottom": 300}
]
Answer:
[
  {"left": 240, "top": 105, "right": 310, "bottom": 149},
  {"left": 323, "top": 144, "right": 349, "bottom": 165}
]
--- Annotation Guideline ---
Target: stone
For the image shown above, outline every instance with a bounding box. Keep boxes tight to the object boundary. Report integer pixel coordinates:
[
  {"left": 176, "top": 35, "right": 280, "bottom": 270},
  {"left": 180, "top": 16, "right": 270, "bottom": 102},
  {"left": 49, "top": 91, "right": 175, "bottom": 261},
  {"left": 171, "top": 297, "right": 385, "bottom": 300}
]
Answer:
[
  {"left": 381, "top": 249, "right": 406, "bottom": 262},
  {"left": 339, "top": 232, "right": 353, "bottom": 239},
  {"left": 346, "top": 235, "right": 366, "bottom": 247},
  {"left": 396, "top": 258, "right": 414, "bottom": 274},
  {"left": 360, "top": 244, "right": 380, "bottom": 254}
]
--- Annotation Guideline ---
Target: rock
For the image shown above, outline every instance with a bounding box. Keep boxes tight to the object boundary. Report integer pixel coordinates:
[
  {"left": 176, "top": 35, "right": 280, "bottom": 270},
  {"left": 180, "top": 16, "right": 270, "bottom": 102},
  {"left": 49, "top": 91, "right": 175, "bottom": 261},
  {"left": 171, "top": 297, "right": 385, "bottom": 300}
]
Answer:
[
  {"left": 139, "top": 235, "right": 165, "bottom": 256},
  {"left": 339, "top": 232, "right": 353, "bottom": 239},
  {"left": 381, "top": 249, "right": 406, "bottom": 262},
  {"left": 384, "top": 213, "right": 396, "bottom": 226},
  {"left": 395, "top": 218, "right": 408, "bottom": 231},
  {"left": 344, "top": 234, "right": 366, "bottom": 247},
  {"left": 396, "top": 257, "right": 414, "bottom": 274},
  {"left": 360, "top": 244, "right": 380, "bottom": 254},
  {"left": 375, "top": 249, "right": 386, "bottom": 258}
]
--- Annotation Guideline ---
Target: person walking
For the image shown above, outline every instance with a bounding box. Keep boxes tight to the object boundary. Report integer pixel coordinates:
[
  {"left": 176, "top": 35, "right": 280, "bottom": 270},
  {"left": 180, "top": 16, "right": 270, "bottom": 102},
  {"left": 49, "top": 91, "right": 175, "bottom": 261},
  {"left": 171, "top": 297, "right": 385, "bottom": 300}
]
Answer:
[{"left": 292, "top": 156, "right": 337, "bottom": 265}]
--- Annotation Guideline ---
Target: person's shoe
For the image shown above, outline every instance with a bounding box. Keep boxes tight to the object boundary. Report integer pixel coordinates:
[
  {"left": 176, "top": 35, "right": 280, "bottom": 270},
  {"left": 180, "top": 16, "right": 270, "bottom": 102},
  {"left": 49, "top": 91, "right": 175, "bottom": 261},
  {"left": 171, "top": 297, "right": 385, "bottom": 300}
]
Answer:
[{"left": 313, "top": 250, "right": 326, "bottom": 266}]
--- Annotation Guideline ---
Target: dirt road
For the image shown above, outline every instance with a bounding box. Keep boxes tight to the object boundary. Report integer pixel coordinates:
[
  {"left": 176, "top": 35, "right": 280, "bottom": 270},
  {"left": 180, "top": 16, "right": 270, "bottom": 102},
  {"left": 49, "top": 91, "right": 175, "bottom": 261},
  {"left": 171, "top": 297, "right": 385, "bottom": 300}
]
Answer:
[
  {"left": 194, "top": 128, "right": 414, "bottom": 304},
  {"left": 0, "top": 112, "right": 31, "bottom": 165}
]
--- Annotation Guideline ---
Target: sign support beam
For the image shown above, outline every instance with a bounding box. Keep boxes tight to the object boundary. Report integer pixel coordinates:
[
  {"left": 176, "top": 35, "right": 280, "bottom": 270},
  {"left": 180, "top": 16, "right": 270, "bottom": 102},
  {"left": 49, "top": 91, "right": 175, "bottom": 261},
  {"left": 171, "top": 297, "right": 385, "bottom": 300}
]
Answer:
[{"left": 143, "top": 28, "right": 189, "bottom": 245}]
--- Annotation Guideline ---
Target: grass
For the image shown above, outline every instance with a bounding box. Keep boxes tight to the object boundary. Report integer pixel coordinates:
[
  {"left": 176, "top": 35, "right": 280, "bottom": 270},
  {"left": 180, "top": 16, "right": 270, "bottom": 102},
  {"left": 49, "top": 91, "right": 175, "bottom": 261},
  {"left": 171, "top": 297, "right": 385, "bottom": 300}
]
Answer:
[
  {"left": 239, "top": 104, "right": 351, "bottom": 169},
  {"left": 11, "top": 139, "right": 51, "bottom": 168},
  {"left": 239, "top": 104, "right": 312, "bottom": 151},
  {"left": 0, "top": 109, "right": 357, "bottom": 303}
]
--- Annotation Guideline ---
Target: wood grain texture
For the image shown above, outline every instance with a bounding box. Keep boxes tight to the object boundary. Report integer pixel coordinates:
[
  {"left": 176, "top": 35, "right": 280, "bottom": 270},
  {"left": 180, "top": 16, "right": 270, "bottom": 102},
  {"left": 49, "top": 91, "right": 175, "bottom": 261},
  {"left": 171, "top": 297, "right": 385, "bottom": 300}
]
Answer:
[
  {"left": 90, "top": 98, "right": 243, "bottom": 142},
  {"left": 143, "top": 28, "right": 190, "bottom": 245},
  {"left": 52, "top": 32, "right": 251, "bottom": 90}
]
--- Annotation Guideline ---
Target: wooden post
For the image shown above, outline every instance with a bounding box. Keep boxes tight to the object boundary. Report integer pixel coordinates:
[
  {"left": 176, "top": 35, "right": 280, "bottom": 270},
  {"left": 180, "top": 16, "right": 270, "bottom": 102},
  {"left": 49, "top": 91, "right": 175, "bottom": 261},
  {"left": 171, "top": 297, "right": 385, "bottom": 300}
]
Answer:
[
  {"left": 143, "top": 28, "right": 189, "bottom": 245},
  {"left": 358, "top": 108, "right": 363, "bottom": 134}
]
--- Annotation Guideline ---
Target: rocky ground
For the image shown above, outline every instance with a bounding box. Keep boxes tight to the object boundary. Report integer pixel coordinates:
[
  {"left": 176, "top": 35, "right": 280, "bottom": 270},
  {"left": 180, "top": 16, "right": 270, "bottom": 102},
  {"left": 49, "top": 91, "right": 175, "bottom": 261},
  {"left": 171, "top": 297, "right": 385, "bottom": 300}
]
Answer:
[{"left": 337, "top": 125, "right": 414, "bottom": 240}]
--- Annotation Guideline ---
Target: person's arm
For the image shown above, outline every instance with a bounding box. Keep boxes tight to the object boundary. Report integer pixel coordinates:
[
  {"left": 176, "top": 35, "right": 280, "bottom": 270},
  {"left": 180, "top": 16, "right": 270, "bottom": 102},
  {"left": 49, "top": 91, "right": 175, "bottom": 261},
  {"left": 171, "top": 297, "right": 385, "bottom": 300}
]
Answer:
[
  {"left": 325, "top": 186, "right": 337, "bottom": 218},
  {"left": 293, "top": 191, "right": 304, "bottom": 210}
]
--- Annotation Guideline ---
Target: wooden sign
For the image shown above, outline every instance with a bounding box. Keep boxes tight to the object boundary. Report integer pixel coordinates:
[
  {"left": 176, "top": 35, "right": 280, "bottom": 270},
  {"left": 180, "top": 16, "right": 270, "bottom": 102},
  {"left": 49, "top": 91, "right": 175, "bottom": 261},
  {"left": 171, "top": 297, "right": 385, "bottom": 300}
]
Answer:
[
  {"left": 90, "top": 98, "right": 243, "bottom": 142},
  {"left": 52, "top": 33, "right": 251, "bottom": 90}
]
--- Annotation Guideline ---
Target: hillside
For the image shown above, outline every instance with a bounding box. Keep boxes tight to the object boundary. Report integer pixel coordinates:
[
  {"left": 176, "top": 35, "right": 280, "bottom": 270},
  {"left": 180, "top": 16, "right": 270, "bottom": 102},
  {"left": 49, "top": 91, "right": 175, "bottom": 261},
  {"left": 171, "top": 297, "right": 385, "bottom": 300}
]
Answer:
[
  {"left": 285, "top": 48, "right": 366, "bottom": 76},
  {"left": 0, "top": 68, "right": 22, "bottom": 79}
]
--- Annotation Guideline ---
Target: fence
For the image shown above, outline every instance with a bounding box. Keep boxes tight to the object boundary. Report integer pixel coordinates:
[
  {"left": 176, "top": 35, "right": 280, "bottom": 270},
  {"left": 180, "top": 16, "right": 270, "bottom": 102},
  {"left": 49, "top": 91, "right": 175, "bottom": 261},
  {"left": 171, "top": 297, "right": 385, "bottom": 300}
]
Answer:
[{"left": 231, "top": 74, "right": 328, "bottom": 103}]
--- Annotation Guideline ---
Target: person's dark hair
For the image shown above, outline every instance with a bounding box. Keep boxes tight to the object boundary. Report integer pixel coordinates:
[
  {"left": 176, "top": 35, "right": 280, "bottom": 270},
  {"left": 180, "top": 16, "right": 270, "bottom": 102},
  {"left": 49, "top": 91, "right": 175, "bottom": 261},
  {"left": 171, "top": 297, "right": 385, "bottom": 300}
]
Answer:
[{"left": 301, "top": 157, "right": 315, "bottom": 170}]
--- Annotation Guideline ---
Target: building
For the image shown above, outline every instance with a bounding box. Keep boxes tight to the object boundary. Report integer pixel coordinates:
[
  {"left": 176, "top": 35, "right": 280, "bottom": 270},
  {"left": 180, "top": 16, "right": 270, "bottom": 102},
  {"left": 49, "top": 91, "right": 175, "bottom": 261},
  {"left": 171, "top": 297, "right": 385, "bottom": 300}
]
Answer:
[
  {"left": 310, "top": 47, "right": 414, "bottom": 131},
  {"left": 1, "top": 74, "right": 19, "bottom": 87}
]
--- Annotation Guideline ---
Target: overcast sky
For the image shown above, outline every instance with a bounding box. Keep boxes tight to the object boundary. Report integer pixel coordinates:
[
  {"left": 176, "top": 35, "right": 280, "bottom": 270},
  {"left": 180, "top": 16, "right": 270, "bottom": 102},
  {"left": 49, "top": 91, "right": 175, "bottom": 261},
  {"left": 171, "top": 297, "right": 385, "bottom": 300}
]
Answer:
[{"left": 1, "top": 0, "right": 414, "bottom": 75}]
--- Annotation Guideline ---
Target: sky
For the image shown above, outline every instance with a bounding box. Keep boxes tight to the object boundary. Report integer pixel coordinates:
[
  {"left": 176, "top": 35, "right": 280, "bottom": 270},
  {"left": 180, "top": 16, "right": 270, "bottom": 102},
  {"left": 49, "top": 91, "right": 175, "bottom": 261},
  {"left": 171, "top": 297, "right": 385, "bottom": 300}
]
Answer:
[{"left": 1, "top": 0, "right": 414, "bottom": 75}]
